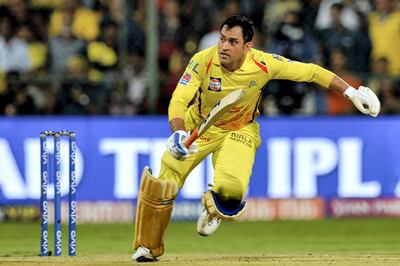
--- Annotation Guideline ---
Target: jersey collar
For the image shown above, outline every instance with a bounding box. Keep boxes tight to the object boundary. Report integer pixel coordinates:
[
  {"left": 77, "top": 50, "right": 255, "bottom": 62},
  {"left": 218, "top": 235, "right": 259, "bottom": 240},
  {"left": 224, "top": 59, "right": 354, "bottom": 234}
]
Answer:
[{"left": 212, "top": 47, "right": 253, "bottom": 72}]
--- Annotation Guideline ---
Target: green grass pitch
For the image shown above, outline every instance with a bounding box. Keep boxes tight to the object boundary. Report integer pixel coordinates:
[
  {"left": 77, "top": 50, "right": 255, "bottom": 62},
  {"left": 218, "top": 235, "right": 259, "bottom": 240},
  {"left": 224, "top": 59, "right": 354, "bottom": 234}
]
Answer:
[{"left": 0, "top": 219, "right": 400, "bottom": 265}]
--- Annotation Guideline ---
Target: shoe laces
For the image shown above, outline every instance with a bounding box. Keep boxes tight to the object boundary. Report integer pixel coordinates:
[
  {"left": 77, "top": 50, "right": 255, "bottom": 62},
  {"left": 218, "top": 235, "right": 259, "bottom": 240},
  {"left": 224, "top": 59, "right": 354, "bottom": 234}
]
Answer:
[{"left": 208, "top": 215, "right": 221, "bottom": 226}]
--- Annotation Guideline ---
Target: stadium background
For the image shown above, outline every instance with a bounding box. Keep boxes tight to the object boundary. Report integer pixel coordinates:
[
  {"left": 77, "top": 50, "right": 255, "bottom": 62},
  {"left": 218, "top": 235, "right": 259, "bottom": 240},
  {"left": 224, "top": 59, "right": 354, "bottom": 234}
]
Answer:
[
  {"left": 1, "top": 0, "right": 400, "bottom": 117},
  {"left": 1, "top": 1, "right": 400, "bottom": 263}
]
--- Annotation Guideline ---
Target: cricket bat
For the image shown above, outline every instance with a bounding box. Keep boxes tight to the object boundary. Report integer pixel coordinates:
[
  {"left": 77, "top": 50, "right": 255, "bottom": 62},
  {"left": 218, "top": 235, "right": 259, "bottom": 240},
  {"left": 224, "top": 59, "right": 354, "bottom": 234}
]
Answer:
[{"left": 184, "top": 89, "right": 245, "bottom": 148}]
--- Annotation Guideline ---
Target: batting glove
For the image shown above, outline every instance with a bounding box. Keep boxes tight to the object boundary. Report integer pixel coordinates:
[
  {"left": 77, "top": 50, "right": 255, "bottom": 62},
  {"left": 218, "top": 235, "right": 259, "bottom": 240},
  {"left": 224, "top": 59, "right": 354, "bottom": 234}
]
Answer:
[
  {"left": 167, "top": 130, "right": 198, "bottom": 160},
  {"left": 344, "top": 86, "right": 381, "bottom": 117}
]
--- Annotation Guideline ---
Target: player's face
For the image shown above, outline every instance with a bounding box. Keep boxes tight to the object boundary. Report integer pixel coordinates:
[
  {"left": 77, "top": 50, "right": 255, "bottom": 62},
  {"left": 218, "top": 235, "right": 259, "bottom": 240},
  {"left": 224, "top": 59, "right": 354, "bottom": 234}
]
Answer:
[{"left": 218, "top": 25, "right": 252, "bottom": 71}]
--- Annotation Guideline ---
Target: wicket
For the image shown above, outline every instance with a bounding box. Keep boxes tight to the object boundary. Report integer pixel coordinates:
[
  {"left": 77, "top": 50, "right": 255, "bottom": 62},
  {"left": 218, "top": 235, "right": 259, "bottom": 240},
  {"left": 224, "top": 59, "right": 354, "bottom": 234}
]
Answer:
[{"left": 40, "top": 130, "right": 77, "bottom": 256}]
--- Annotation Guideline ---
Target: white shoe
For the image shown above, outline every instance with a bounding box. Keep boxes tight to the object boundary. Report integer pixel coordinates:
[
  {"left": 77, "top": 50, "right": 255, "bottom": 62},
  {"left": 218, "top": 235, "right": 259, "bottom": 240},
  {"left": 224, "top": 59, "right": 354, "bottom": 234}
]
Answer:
[
  {"left": 197, "top": 209, "right": 221, "bottom": 236},
  {"left": 132, "top": 246, "right": 156, "bottom": 262}
]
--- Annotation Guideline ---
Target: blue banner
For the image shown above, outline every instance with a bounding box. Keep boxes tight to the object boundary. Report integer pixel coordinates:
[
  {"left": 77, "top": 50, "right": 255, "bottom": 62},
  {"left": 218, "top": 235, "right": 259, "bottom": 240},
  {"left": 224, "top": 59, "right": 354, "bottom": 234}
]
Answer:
[{"left": 0, "top": 116, "right": 399, "bottom": 204}]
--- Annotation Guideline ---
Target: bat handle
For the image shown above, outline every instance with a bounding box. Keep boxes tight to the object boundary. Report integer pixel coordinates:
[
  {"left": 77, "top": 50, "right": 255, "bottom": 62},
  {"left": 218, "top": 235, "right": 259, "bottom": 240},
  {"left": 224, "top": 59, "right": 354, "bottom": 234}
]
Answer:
[{"left": 184, "top": 128, "right": 199, "bottom": 148}]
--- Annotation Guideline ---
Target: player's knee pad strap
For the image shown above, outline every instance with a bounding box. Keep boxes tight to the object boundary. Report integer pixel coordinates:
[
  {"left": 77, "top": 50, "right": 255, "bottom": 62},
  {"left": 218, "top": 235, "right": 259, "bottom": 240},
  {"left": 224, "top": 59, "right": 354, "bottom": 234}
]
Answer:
[
  {"left": 202, "top": 191, "right": 247, "bottom": 221},
  {"left": 133, "top": 167, "right": 178, "bottom": 257}
]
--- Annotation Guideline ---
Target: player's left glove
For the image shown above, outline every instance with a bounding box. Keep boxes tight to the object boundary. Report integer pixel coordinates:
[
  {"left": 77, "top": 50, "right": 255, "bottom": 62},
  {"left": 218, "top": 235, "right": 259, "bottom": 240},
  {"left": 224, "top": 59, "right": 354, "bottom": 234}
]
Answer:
[
  {"left": 344, "top": 86, "right": 380, "bottom": 117},
  {"left": 166, "top": 130, "right": 198, "bottom": 160}
]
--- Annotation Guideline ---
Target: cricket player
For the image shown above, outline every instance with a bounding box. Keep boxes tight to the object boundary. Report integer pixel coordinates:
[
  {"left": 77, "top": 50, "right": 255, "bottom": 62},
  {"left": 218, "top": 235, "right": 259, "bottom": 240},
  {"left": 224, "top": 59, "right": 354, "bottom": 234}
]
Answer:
[{"left": 132, "top": 15, "right": 380, "bottom": 262}]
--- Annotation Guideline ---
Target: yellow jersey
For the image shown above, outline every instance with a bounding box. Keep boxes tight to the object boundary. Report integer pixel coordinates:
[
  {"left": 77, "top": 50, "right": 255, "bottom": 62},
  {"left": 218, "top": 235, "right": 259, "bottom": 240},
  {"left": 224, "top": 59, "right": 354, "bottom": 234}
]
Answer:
[
  {"left": 368, "top": 11, "right": 400, "bottom": 75},
  {"left": 169, "top": 46, "right": 334, "bottom": 130}
]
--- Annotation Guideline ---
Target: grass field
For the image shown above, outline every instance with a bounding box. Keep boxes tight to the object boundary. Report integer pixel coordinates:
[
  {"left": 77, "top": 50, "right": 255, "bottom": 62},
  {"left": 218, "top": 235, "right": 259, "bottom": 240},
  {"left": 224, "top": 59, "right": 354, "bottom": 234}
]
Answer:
[{"left": 1, "top": 218, "right": 400, "bottom": 265}]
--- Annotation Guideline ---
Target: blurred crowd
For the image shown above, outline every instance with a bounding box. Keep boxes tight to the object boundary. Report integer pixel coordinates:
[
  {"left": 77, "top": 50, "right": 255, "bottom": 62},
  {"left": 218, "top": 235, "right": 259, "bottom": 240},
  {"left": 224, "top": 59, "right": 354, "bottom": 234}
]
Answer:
[{"left": 0, "top": 0, "right": 400, "bottom": 116}]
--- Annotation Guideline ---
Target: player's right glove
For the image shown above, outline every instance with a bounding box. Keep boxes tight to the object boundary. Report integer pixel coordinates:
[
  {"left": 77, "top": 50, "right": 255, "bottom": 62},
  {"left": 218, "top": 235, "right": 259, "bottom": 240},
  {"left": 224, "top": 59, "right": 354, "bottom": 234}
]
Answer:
[
  {"left": 166, "top": 130, "right": 198, "bottom": 160},
  {"left": 344, "top": 86, "right": 381, "bottom": 117}
]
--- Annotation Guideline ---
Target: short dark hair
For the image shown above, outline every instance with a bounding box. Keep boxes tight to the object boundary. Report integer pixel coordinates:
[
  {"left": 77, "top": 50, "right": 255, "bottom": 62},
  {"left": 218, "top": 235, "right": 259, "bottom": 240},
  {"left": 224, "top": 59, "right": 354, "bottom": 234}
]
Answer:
[
  {"left": 331, "top": 3, "right": 344, "bottom": 12},
  {"left": 220, "top": 15, "right": 254, "bottom": 43}
]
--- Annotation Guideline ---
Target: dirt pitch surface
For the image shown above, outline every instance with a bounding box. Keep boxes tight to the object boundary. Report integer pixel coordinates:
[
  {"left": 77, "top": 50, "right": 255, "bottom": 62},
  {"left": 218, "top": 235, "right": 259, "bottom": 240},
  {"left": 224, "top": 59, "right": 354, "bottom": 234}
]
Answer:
[
  {"left": 2, "top": 220, "right": 400, "bottom": 265},
  {"left": 1, "top": 254, "right": 399, "bottom": 266}
]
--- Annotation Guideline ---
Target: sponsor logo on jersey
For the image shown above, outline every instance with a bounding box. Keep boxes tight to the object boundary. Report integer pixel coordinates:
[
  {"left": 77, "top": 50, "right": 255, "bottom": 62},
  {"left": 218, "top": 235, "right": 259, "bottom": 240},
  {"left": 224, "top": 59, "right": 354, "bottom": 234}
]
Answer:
[
  {"left": 188, "top": 60, "right": 199, "bottom": 73},
  {"left": 272, "top": 53, "right": 283, "bottom": 61},
  {"left": 230, "top": 132, "right": 253, "bottom": 148},
  {"left": 248, "top": 80, "right": 257, "bottom": 88},
  {"left": 179, "top": 72, "right": 191, "bottom": 85},
  {"left": 208, "top": 77, "right": 222, "bottom": 91},
  {"left": 229, "top": 106, "right": 242, "bottom": 113}
]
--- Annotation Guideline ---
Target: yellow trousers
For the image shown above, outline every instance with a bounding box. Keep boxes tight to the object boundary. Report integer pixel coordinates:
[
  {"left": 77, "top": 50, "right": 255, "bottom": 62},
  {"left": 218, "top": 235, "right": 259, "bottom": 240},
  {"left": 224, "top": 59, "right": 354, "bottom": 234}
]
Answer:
[{"left": 159, "top": 122, "right": 261, "bottom": 200}]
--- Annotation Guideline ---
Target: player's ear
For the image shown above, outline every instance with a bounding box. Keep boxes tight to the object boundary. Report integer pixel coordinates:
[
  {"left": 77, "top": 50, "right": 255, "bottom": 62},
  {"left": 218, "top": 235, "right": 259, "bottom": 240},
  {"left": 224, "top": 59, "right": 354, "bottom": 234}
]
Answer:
[{"left": 244, "top": 41, "right": 253, "bottom": 53}]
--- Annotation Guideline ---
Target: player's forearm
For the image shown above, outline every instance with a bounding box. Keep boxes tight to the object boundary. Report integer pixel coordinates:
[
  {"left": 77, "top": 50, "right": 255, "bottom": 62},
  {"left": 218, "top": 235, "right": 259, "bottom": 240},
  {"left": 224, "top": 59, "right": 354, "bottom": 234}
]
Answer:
[
  {"left": 169, "top": 118, "right": 185, "bottom": 132},
  {"left": 328, "top": 75, "right": 350, "bottom": 93}
]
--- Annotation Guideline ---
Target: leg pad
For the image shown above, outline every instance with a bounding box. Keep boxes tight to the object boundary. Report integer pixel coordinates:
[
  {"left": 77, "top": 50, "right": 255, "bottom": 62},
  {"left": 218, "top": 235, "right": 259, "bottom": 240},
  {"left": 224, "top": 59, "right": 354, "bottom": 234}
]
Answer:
[
  {"left": 202, "top": 191, "right": 247, "bottom": 221},
  {"left": 133, "top": 167, "right": 178, "bottom": 257}
]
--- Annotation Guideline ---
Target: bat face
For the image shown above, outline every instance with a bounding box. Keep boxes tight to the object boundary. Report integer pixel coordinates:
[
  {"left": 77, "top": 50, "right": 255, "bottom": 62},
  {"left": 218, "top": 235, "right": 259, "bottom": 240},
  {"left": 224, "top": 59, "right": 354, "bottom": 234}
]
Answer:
[
  {"left": 197, "top": 89, "right": 245, "bottom": 135},
  {"left": 184, "top": 89, "right": 245, "bottom": 148}
]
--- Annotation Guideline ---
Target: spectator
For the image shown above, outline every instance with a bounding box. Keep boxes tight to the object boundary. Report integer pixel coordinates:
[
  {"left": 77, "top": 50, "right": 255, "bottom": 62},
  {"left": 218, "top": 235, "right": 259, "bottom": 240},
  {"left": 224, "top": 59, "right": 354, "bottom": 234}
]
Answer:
[
  {"left": 179, "top": 1, "right": 216, "bottom": 47},
  {"left": 298, "top": 0, "right": 321, "bottom": 34},
  {"left": 367, "top": 57, "right": 389, "bottom": 95},
  {"left": 159, "top": 49, "right": 192, "bottom": 114},
  {"left": 48, "top": 12, "right": 86, "bottom": 75},
  {"left": 368, "top": 0, "right": 400, "bottom": 75},
  {"left": 265, "top": 11, "right": 321, "bottom": 115},
  {"left": 0, "top": 0, "right": 398, "bottom": 116},
  {"left": 49, "top": 0, "right": 100, "bottom": 41},
  {"left": 263, "top": 0, "right": 302, "bottom": 34},
  {"left": 325, "top": 48, "right": 360, "bottom": 115},
  {"left": 125, "top": 52, "right": 148, "bottom": 114},
  {"left": 379, "top": 80, "right": 400, "bottom": 114},
  {"left": 16, "top": 23, "right": 48, "bottom": 72},
  {"left": 30, "top": 0, "right": 63, "bottom": 9},
  {"left": 54, "top": 55, "right": 101, "bottom": 115},
  {"left": 0, "top": 16, "right": 31, "bottom": 73},
  {"left": 159, "top": 0, "right": 182, "bottom": 61},
  {"left": 315, "top": 0, "right": 372, "bottom": 31},
  {"left": 107, "top": 89, "right": 135, "bottom": 115},
  {"left": 7, "top": 0, "right": 30, "bottom": 25},
  {"left": 87, "top": 21, "right": 119, "bottom": 85},
  {"left": 198, "top": 16, "right": 222, "bottom": 51},
  {"left": 0, "top": 72, "right": 36, "bottom": 115},
  {"left": 268, "top": 11, "right": 321, "bottom": 63},
  {"left": 99, "top": 0, "right": 146, "bottom": 54},
  {"left": 238, "top": 0, "right": 266, "bottom": 30},
  {"left": 318, "top": 3, "right": 371, "bottom": 72},
  {"left": 366, "top": 57, "right": 400, "bottom": 114}
]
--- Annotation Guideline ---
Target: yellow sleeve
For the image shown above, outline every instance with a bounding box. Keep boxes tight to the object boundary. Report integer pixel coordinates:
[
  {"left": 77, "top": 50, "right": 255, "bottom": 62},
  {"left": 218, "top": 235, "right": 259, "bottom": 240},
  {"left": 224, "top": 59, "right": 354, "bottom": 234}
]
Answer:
[
  {"left": 168, "top": 53, "right": 204, "bottom": 121},
  {"left": 266, "top": 53, "right": 334, "bottom": 88}
]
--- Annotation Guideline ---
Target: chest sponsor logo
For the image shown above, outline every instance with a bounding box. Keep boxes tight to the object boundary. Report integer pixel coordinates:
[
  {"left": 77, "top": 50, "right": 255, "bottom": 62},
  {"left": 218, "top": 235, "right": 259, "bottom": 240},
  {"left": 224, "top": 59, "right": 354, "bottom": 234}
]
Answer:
[
  {"left": 208, "top": 77, "right": 222, "bottom": 91},
  {"left": 179, "top": 72, "right": 191, "bottom": 85}
]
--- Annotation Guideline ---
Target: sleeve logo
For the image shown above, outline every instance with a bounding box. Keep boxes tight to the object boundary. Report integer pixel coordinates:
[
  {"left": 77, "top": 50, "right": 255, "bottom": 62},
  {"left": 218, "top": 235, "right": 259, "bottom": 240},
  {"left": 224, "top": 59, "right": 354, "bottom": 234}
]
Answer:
[
  {"left": 272, "top": 53, "right": 283, "bottom": 61},
  {"left": 179, "top": 72, "right": 192, "bottom": 85},
  {"left": 208, "top": 77, "right": 222, "bottom": 91},
  {"left": 248, "top": 80, "right": 257, "bottom": 88}
]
